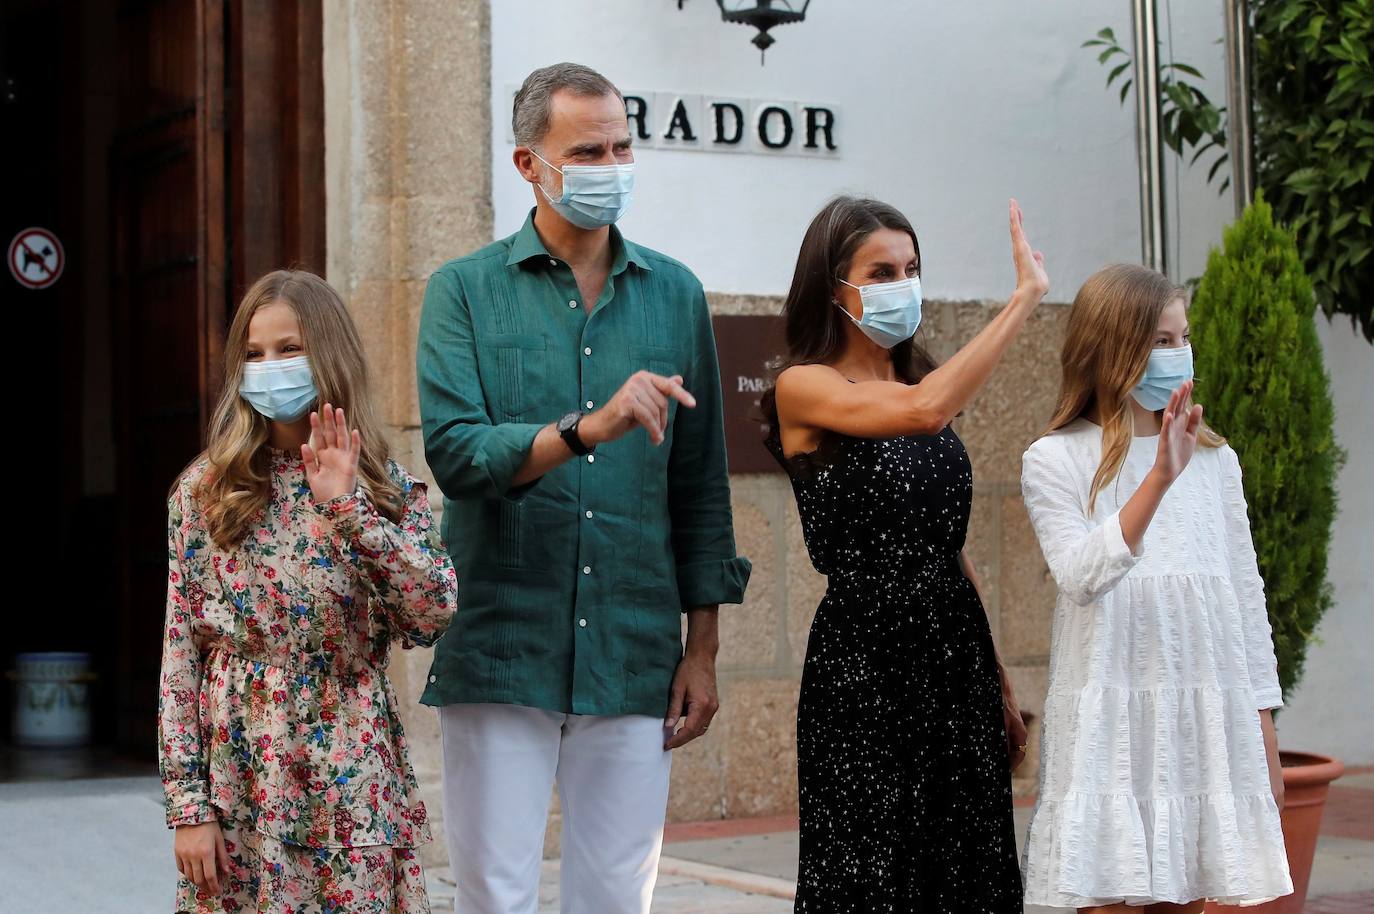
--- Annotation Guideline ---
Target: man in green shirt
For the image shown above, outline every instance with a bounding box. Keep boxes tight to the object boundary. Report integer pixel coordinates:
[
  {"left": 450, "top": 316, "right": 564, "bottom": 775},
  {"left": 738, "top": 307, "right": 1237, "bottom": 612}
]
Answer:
[{"left": 416, "top": 63, "right": 750, "bottom": 913}]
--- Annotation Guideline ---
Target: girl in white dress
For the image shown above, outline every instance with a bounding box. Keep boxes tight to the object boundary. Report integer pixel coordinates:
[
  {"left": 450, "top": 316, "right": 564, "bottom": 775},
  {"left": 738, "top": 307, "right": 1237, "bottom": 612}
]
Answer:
[{"left": 1019, "top": 264, "right": 1291, "bottom": 913}]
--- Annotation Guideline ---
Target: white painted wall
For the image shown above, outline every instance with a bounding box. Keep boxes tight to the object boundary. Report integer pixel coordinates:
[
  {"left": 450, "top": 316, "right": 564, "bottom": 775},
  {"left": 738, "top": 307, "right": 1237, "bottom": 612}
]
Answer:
[
  {"left": 491, "top": 0, "right": 1236, "bottom": 299},
  {"left": 1276, "top": 318, "right": 1374, "bottom": 765}
]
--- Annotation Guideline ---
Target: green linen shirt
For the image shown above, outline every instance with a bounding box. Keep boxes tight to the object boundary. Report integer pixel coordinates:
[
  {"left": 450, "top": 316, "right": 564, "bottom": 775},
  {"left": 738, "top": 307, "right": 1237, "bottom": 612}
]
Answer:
[{"left": 416, "top": 212, "right": 751, "bottom": 717}]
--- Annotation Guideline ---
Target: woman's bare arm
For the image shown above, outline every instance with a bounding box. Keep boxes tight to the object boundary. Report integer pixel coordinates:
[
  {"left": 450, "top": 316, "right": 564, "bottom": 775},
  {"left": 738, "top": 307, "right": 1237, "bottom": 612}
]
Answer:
[{"left": 777, "top": 200, "right": 1049, "bottom": 451}]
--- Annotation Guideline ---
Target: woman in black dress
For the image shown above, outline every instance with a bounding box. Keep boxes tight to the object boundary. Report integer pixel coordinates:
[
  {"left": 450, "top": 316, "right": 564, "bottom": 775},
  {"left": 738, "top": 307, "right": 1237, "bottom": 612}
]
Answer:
[{"left": 763, "top": 196, "right": 1050, "bottom": 912}]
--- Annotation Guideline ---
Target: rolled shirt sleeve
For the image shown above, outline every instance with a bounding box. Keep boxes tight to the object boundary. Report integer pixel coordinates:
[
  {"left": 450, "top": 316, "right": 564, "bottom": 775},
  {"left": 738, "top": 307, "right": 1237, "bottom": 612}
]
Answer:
[
  {"left": 668, "top": 286, "right": 751, "bottom": 609},
  {"left": 417, "top": 264, "right": 544, "bottom": 502}
]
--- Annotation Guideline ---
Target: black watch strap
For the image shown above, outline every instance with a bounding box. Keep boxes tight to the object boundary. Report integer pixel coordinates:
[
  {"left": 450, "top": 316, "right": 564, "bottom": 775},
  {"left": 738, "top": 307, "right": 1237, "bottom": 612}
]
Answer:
[{"left": 558, "top": 411, "right": 593, "bottom": 456}]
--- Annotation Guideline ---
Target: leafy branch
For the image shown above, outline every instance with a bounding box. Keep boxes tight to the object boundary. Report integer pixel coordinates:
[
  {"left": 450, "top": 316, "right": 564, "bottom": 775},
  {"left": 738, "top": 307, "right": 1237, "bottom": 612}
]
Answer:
[
  {"left": 1084, "top": 27, "right": 1232, "bottom": 193},
  {"left": 1251, "top": 0, "right": 1374, "bottom": 342}
]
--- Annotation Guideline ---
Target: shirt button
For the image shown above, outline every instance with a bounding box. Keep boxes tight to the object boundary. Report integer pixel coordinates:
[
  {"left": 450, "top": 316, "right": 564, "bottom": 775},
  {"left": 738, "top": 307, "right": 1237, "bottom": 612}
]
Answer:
[
  {"left": 585, "top": 510, "right": 593, "bottom": 519},
  {"left": 585, "top": 400, "right": 594, "bottom": 409},
  {"left": 579, "top": 618, "right": 588, "bottom": 628},
  {"left": 587, "top": 454, "right": 596, "bottom": 463},
  {"left": 549, "top": 258, "right": 558, "bottom": 267},
  {"left": 584, "top": 347, "right": 592, "bottom": 356},
  {"left": 428, "top": 675, "right": 437, "bottom": 683},
  {"left": 582, "top": 565, "right": 591, "bottom": 575},
  {"left": 568, "top": 300, "right": 579, "bottom": 309}
]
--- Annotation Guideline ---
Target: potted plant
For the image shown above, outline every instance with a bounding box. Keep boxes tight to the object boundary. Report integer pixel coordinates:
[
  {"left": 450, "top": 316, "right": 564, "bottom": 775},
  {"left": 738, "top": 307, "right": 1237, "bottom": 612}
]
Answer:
[{"left": 1190, "top": 196, "right": 1346, "bottom": 914}]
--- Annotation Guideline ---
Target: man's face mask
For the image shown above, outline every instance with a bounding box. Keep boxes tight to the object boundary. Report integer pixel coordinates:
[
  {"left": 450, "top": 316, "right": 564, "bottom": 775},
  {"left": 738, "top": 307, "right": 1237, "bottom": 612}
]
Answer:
[{"left": 531, "top": 149, "right": 635, "bottom": 230}]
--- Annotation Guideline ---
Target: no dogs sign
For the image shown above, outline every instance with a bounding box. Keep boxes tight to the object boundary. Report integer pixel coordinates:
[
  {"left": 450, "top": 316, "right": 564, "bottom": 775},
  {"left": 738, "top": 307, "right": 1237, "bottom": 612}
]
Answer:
[{"left": 8, "top": 227, "right": 65, "bottom": 290}]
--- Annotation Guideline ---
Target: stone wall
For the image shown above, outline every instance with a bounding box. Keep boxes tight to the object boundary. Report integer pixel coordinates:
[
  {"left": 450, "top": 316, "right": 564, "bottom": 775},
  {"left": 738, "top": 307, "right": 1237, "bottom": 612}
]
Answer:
[
  {"left": 323, "top": 0, "right": 493, "bottom": 868},
  {"left": 324, "top": 0, "right": 1071, "bottom": 867}
]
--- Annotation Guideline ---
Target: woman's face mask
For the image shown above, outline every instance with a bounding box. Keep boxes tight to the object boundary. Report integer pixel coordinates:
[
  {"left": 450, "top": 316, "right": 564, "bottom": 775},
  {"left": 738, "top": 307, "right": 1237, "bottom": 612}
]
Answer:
[
  {"left": 835, "top": 276, "right": 923, "bottom": 350},
  {"left": 1131, "top": 344, "right": 1194, "bottom": 411},
  {"left": 239, "top": 355, "right": 318, "bottom": 422}
]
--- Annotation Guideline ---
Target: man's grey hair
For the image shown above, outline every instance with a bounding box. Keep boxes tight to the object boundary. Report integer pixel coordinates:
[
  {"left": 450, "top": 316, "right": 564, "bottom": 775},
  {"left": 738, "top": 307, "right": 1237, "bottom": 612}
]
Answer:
[{"left": 513, "top": 62, "right": 623, "bottom": 148}]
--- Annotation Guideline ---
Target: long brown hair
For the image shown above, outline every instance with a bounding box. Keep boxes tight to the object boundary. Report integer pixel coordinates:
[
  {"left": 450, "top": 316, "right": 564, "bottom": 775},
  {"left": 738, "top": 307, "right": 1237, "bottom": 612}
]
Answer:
[
  {"left": 1046, "top": 263, "right": 1224, "bottom": 511},
  {"left": 760, "top": 196, "right": 938, "bottom": 430},
  {"left": 184, "top": 270, "right": 403, "bottom": 548}
]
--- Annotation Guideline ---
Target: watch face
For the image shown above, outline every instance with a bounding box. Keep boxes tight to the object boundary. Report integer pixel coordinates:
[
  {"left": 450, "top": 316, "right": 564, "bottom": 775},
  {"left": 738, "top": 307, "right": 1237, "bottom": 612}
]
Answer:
[{"left": 558, "top": 411, "right": 581, "bottom": 433}]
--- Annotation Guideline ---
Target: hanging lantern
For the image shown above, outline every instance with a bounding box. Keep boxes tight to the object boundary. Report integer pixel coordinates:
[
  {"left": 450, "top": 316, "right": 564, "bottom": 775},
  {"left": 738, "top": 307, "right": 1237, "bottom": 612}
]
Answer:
[{"left": 716, "top": 1, "right": 811, "bottom": 63}]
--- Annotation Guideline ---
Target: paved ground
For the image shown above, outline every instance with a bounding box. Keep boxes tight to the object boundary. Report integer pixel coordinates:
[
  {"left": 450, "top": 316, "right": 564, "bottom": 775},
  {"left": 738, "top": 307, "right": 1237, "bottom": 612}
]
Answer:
[
  {"left": 425, "top": 863, "right": 796, "bottom": 914},
  {"left": 1, "top": 759, "right": 1370, "bottom": 913}
]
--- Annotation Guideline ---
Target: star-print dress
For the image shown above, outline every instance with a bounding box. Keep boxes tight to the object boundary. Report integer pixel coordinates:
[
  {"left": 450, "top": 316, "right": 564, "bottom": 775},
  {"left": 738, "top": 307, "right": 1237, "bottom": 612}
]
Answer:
[
  {"left": 767, "top": 427, "right": 1023, "bottom": 913},
  {"left": 159, "top": 448, "right": 457, "bottom": 914}
]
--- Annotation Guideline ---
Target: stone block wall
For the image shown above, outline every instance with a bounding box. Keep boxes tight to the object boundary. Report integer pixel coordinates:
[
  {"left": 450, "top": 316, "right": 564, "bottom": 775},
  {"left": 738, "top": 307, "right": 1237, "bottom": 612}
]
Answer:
[{"left": 323, "top": 0, "right": 493, "bottom": 868}]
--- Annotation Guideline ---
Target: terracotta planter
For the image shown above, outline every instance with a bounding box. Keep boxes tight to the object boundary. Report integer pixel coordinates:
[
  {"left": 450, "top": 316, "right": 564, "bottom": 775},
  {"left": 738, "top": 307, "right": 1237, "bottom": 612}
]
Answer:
[{"left": 1205, "top": 750, "right": 1345, "bottom": 914}]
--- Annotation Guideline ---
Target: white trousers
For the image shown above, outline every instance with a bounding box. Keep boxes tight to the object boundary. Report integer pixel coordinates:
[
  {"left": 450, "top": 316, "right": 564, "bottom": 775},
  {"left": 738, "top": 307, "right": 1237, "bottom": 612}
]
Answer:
[{"left": 438, "top": 703, "right": 674, "bottom": 914}]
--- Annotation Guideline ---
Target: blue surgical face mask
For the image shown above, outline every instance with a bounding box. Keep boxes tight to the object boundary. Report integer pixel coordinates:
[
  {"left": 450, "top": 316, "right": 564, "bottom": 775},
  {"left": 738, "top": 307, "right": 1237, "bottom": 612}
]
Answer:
[
  {"left": 835, "top": 276, "right": 923, "bottom": 349},
  {"left": 1131, "top": 344, "right": 1194, "bottom": 411},
  {"left": 239, "top": 356, "right": 318, "bottom": 422},
  {"left": 531, "top": 149, "right": 635, "bottom": 229}
]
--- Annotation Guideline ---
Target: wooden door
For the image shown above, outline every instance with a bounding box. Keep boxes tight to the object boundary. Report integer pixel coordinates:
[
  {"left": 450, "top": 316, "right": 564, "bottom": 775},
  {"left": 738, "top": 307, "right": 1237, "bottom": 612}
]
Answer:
[
  {"left": 110, "top": 0, "right": 226, "bottom": 752},
  {"left": 110, "top": 0, "right": 323, "bottom": 754}
]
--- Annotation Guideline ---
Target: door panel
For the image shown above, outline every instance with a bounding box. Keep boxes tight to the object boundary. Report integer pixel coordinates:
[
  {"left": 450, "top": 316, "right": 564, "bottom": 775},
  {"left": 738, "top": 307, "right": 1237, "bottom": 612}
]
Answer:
[
  {"left": 111, "top": 0, "right": 222, "bottom": 752},
  {"left": 109, "top": 0, "right": 323, "bottom": 755}
]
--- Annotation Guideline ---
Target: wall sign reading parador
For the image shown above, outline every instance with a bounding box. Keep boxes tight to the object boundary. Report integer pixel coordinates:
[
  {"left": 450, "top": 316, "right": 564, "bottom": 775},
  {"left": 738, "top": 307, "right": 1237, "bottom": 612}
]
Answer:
[
  {"left": 505, "top": 88, "right": 840, "bottom": 157},
  {"left": 712, "top": 314, "right": 789, "bottom": 473}
]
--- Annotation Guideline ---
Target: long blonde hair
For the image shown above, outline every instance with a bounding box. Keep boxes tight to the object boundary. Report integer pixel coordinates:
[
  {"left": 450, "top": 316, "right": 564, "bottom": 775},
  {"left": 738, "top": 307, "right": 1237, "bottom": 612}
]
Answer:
[
  {"left": 1046, "top": 263, "right": 1224, "bottom": 512},
  {"left": 185, "top": 270, "right": 402, "bottom": 548}
]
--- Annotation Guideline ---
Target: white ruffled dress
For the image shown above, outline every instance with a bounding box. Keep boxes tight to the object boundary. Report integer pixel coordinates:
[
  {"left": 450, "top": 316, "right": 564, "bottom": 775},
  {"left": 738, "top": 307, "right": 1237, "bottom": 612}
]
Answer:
[{"left": 1019, "top": 419, "right": 1292, "bottom": 908}]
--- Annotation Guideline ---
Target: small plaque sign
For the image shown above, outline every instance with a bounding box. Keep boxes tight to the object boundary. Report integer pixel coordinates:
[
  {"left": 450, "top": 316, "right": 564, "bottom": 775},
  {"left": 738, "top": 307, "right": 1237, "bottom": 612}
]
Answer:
[{"left": 711, "top": 314, "right": 788, "bottom": 473}]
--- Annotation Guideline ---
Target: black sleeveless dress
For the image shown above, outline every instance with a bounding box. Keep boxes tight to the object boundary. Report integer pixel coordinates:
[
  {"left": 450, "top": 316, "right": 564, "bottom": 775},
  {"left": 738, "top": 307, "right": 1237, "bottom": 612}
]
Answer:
[{"left": 767, "top": 427, "right": 1023, "bottom": 913}]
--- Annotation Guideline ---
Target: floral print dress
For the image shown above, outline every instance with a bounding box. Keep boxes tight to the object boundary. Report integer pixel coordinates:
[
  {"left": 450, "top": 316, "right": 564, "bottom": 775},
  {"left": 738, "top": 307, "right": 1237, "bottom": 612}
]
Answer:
[{"left": 159, "top": 447, "right": 457, "bottom": 914}]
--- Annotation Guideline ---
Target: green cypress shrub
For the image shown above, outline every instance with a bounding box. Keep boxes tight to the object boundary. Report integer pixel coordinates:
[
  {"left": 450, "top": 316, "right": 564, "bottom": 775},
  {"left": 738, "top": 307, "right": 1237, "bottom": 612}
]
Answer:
[{"left": 1190, "top": 194, "right": 1345, "bottom": 702}]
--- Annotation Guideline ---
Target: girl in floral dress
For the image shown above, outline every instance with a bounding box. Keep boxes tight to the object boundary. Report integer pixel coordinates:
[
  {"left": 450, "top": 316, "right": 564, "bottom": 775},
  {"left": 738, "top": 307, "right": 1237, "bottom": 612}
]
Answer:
[{"left": 159, "top": 270, "right": 458, "bottom": 914}]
